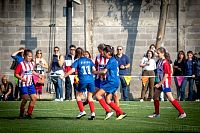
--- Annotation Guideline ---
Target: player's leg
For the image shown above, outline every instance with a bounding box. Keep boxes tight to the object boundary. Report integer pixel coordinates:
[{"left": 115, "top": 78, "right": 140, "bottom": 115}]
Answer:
[
  {"left": 19, "top": 94, "right": 29, "bottom": 118},
  {"left": 76, "top": 91, "right": 86, "bottom": 119},
  {"left": 87, "top": 92, "right": 95, "bottom": 120},
  {"left": 165, "top": 91, "right": 186, "bottom": 118},
  {"left": 113, "top": 92, "right": 120, "bottom": 116},
  {"left": 148, "top": 88, "right": 161, "bottom": 118},
  {"left": 26, "top": 93, "right": 37, "bottom": 118},
  {"left": 106, "top": 93, "right": 126, "bottom": 120}
]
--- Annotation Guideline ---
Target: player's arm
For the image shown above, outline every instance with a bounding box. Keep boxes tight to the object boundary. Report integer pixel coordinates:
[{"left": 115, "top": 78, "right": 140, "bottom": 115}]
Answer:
[
  {"left": 14, "top": 64, "right": 26, "bottom": 82},
  {"left": 93, "top": 68, "right": 107, "bottom": 75},
  {"left": 63, "top": 68, "right": 75, "bottom": 78},
  {"left": 155, "top": 73, "right": 168, "bottom": 88}
]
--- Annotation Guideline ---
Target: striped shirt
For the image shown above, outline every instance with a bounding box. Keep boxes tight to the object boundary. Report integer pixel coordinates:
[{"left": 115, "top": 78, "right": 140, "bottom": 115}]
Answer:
[
  {"left": 15, "top": 61, "right": 35, "bottom": 87},
  {"left": 95, "top": 54, "right": 109, "bottom": 80}
]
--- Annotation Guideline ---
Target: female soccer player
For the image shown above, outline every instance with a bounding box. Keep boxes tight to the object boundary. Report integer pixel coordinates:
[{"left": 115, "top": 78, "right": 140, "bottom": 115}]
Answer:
[
  {"left": 62, "top": 47, "right": 96, "bottom": 120},
  {"left": 15, "top": 49, "right": 40, "bottom": 118},
  {"left": 148, "top": 47, "right": 186, "bottom": 119},
  {"left": 94, "top": 45, "right": 127, "bottom": 120}
]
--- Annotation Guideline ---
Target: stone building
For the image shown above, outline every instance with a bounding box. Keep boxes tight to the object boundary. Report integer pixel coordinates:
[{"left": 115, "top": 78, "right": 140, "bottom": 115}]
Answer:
[{"left": 0, "top": 0, "right": 199, "bottom": 99}]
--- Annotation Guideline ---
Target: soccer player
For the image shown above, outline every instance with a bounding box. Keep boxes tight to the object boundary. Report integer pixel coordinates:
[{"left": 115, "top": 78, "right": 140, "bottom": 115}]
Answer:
[
  {"left": 15, "top": 49, "right": 40, "bottom": 118},
  {"left": 148, "top": 47, "right": 186, "bottom": 119},
  {"left": 94, "top": 45, "right": 127, "bottom": 120},
  {"left": 62, "top": 47, "right": 96, "bottom": 120}
]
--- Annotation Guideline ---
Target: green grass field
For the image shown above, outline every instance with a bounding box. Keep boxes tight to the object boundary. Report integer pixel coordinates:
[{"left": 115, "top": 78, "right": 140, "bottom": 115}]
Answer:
[{"left": 0, "top": 101, "right": 200, "bottom": 133}]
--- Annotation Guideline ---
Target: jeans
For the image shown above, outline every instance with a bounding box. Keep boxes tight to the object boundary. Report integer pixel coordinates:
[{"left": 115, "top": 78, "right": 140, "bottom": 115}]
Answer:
[
  {"left": 174, "top": 77, "right": 181, "bottom": 100},
  {"left": 180, "top": 77, "right": 194, "bottom": 101},
  {"left": 195, "top": 77, "right": 200, "bottom": 99},
  {"left": 119, "top": 76, "right": 129, "bottom": 101},
  {"left": 52, "top": 76, "right": 63, "bottom": 99},
  {"left": 65, "top": 76, "right": 72, "bottom": 100}
]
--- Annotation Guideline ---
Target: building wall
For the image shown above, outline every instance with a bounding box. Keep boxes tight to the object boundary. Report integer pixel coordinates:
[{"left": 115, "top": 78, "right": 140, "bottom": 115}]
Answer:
[{"left": 0, "top": 0, "right": 199, "bottom": 99}]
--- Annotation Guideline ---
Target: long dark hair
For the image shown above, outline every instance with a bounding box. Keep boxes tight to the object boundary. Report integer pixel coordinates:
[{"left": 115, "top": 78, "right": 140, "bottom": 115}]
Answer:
[
  {"left": 177, "top": 50, "right": 186, "bottom": 61},
  {"left": 75, "top": 47, "right": 84, "bottom": 59},
  {"left": 145, "top": 50, "right": 154, "bottom": 58},
  {"left": 103, "top": 45, "right": 114, "bottom": 56}
]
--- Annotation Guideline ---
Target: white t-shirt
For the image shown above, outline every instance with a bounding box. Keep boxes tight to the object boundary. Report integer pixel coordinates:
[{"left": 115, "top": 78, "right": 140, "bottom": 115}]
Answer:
[{"left": 141, "top": 57, "right": 156, "bottom": 71}]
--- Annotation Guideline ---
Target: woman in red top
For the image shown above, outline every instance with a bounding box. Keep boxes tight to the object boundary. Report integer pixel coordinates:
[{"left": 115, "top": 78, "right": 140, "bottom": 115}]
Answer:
[{"left": 148, "top": 47, "right": 186, "bottom": 119}]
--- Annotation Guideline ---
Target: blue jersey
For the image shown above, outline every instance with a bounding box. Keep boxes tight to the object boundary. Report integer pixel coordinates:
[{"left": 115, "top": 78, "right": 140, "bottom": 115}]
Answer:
[
  {"left": 105, "top": 57, "right": 120, "bottom": 84},
  {"left": 71, "top": 57, "right": 94, "bottom": 84}
]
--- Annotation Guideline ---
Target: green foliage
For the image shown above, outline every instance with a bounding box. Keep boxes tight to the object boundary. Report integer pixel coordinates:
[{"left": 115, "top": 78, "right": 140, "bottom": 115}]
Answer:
[{"left": 0, "top": 101, "right": 199, "bottom": 133}]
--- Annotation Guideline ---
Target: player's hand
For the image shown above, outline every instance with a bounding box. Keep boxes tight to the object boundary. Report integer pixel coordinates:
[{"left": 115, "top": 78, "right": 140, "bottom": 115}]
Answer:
[
  {"left": 155, "top": 83, "right": 161, "bottom": 88},
  {"left": 192, "top": 75, "right": 195, "bottom": 78},
  {"left": 21, "top": 78, "right": 26, "bottom": 82}
]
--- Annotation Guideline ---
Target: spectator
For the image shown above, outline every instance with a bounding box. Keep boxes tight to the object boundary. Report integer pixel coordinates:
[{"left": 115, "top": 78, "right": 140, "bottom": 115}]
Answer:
[
  {"left": 33, "top": 50, "right": 48, "bottom": 100},
  {"left": 0, "top": 75, "right": 14, "bottom": 101},
  {"left": 149, "top": 44, "right": 158, "bottom": 59},
  {"left": 193, "top": 52, "right": 200, "bottom": 101},
  {"left": 173, "top": 51, "right": 186, "bottom": 101},
  {"left": 15, "top": 49, "right": 40, "bottom": 118},
  {"left": 49, "top": 46, "right": 65, "bottom": 101},
  {"left": 115, "top": 46, "right": 130, "bottom": 101},
  {"left": 139, "top": 50, "right": 156, "bottom": 102},
  {"left": 11, "top": 47, "right": 25, "bottom": 101},
  {"left": 180, "top": 51, "right": 195, "bottom": 101},
  {"left": 64, "top": 45, "right": 76, "bottom": 101},
  {"left": 84, "top": 50, "right": 95, "bottom": 63}
]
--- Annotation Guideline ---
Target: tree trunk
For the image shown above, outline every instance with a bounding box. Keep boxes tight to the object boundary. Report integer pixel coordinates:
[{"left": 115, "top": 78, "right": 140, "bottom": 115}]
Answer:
[{"left": 155, "top": 0, "right": 169, "bottom": 48}]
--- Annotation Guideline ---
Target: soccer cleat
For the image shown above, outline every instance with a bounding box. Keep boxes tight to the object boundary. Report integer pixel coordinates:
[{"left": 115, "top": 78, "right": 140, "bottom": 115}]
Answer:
[
  {"left": 178, "top": 113, "right": 186, "bottom": 119},
  {"left": 76, "top": 111, "right": 86, "bottom": 119},
  {"left": 116, "top": 113, "right": 127, "bottom": 120},
  {"left": 148, "top": 113, "right": 160, "bottom": 118},
  {"left": 104, "top": 112, "right": 114, "bottom": 120},
  {"left": 88, "top": 112, "right": 95, "bottom": 120},
  {"left": 18, "top": 113, "right": 24, "bottom": 119},
  {"left": 25, "top": 114, "right": 32, "bottom": 119},
  {"left": 140, "top": 99, "right": 144, "bottom": 102},
  {"left": 150, "top": 99, "right": 154, "bottom": 102}
]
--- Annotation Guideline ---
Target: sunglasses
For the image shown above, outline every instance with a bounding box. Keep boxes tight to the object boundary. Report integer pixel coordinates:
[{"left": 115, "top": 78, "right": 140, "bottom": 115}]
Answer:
[
  {"left": 117, "top": 49, "right": 122, "bottom": 51},
  {"left": 54, "top": 49, "right": 59, "bottom": 52}
]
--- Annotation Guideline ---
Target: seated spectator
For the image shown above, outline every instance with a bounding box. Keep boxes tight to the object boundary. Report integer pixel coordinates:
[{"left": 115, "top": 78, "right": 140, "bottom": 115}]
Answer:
[{"left": 0, "top": 75, "right": 14, "bottom": 101}]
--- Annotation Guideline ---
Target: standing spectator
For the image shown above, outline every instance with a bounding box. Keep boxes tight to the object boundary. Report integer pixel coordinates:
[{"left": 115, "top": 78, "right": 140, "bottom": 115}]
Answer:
[
  {"left": 180, "top": 51, "right": 195, "bottom": 101},
  {"left": 194, "top": 52, "right": 200, "bottom": 101},
  {"left": 11, "top": 47, "right": 25, "bottom": 100},
  {"left": 94, "top": 45, "right": 127, "bottom": 120},
  {"left": 173, "top": 51, "right": 186, "bottom": 101},
  {"left": 62, "top": 47, "right": 96, "bottom": 120},
  {"left": 49, "top": 46, "right": 65, "bottom": 101},
  {"left": 84, "top": 50, "right": 95, "bottom": 63},
  {"left": 0, "top": 75, "right": 14, "bottom": 101},
  {"left": 115, "top": 46, "right": 130, "bottom": 101},
  {"left": 148, "top": 47, "right": 186, "bottom": 119},
  {"left": 15, "top": 49, "right": 40, "bottom": 118},
  {"left": 33, "top": 50, "right": 48, "bottom": 100},
  {"left": 64, "top": 45, "right": 76, "bottom": 100},
  {"left": 139, "top": 50, "right": 156, "bottom": 102},
  {"left": 149, "top": 44, "right": 158, "bottom": 59}
]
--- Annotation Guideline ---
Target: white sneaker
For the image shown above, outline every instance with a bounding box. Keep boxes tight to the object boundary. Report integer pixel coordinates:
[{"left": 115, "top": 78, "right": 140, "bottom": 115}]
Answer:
[
  {"left": 116, "top": 113, "right": 127, "bottom": 120},
  {"left": 150, "top": 99, "right": 154, "bottom": 102},
  {"left": 195, "top": 99, "right": 200, "bottom": 102},
  {"left": 54, "top": 99, "right": 60, "bottom": 101},
  {"left": 77, "top": 111, "right": 86, "bottom": 119},
  {"left": 140, "top": 99, "right": 144, "bottom": 102},
  {"left": 178, "top": 113, "right": 186, "bottom": 119},
  {"left": 148, "top": 113, "right": 160, "bottom": 118},
  {"left": 60, "top": 98, "right": 63, "bottom": 101},
  {"left": 88, "top": 112, "right": 95, "bottom": 120},
  {"left": 104, "top": 112, "right": 114, "bottom": 120}
]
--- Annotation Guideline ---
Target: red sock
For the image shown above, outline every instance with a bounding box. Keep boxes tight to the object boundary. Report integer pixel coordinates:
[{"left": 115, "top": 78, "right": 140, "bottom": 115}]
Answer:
[
  {"left": 77, "top": 101, "right": 84, "bottom": 112},
  {"left": 171, "top": 99, "right": 184, "bottom": 114},
  {"left": 27, "top": 105, "right": 34, "bottom": 115},
  {"left": 116, "top": 111, "right": 120, "bottom": 117},
  {"left": 109, "top": 102, "right": 123, "bottom": 115},
  {"left": 20, "top": 106, "right": 25, "bottom": 116},
  {"left": 154, "top": 100, "right": 160, "bottom": 115},
  {"left": 99, "top": 98, "right": 111, "bottom": 113},
  {"left": 88, "top": 101, "right": 95, "bottom": 113}
]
